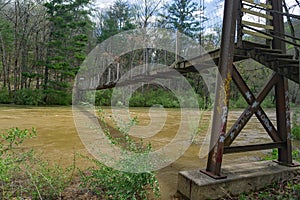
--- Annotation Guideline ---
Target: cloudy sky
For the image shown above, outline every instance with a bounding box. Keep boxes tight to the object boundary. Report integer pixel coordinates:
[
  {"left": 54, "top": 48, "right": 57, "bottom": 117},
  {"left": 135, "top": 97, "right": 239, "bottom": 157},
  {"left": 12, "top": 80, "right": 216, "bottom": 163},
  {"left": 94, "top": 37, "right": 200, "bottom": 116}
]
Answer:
[
  {"left": 95, "top": 0, "right": 299, "bottom": 17},
  {"left": 94, "top": 0, "right": 299, "bottom": 32}
]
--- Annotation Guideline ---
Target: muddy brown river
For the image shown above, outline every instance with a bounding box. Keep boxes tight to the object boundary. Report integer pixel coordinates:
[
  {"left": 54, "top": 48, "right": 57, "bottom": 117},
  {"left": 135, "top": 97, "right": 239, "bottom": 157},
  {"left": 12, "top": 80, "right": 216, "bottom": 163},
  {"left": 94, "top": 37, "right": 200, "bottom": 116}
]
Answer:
[{"left": 0, "top": 105, "right": 299, "bottom": 199}]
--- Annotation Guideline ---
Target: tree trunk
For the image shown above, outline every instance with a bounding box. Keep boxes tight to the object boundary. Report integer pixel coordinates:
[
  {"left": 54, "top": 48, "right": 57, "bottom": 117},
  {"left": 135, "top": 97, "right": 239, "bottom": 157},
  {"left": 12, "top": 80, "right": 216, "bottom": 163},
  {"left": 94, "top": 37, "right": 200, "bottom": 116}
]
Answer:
[{"left": 0, "top": 32, "right": 7, "bottom": 88}]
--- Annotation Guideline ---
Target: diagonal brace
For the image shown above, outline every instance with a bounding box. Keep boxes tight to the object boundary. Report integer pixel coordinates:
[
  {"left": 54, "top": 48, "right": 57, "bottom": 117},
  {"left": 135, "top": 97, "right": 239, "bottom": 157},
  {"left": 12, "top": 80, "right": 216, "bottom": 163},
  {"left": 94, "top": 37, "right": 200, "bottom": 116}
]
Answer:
[{"left": 224, "top": 69, "right": 281, "bottom": 146}]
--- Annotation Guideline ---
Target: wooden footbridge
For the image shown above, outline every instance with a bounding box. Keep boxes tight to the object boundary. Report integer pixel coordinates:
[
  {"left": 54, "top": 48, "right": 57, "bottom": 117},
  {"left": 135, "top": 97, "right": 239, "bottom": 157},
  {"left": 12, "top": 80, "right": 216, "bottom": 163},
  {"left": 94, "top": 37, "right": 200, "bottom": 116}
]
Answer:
[{"left": 77, "top": 0, "right": 300, "bottom": 180}]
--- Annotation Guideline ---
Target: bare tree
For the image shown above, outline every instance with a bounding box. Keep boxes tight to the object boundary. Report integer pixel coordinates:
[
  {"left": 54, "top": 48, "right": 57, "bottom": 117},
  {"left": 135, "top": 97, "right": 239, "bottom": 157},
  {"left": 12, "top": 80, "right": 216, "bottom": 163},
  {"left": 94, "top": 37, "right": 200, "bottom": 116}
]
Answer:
[{"left": 132, "top": 0, "right": 162, "bottom": 28}]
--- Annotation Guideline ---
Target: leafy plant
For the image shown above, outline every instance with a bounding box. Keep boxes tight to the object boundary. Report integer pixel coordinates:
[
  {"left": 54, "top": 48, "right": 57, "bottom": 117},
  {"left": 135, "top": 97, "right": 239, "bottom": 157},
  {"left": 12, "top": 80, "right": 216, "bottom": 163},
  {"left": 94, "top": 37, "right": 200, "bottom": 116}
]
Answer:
[
  {"left": 292, "top": 109, "right": 300, "bottom": 140},
  {"left": 79, "top": 108, "right": 160, "bottom": 199},
  {"left": 0, "top": 87, "right": 11, "bottom": 104},
  {"left": 14, "top": 89, "right": 45, "bottom": 105},
  {"left": 0, "top": 128, "right": 75, "bottom": 199},
  {"left": 263, "top": 148, "right": 300, "bottom": 162},
  {"left": 22, "top": 156, "right": 74, "bottom": 199}
]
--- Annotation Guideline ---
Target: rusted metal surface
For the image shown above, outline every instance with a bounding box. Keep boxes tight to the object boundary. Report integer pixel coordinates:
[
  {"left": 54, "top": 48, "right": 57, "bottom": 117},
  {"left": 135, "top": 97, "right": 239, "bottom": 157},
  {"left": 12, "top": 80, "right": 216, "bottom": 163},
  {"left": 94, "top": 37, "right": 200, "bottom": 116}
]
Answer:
[
  {"left": 271, "top": 0, "right": 293, "bottom": 165},
  {"left": 204, "top": 0, "right": 239, "bottom": 178},
  {"left": 275, "top": 76, "right": 293, "bottom": 165},
  {"left": 202, "top": 0, "right": 297, "bottom": 179},
  {"left": 224, "top": 72, "right": 279, "bottom": 146},
  {"left": 225, "top": 66, "right": 281, "bottom": 146},
  {"left": 78, "top": 0, "right": 299, "bottom": 180},
  {"left": 224, "top": 142, "right": 285, "bottom": 154}
]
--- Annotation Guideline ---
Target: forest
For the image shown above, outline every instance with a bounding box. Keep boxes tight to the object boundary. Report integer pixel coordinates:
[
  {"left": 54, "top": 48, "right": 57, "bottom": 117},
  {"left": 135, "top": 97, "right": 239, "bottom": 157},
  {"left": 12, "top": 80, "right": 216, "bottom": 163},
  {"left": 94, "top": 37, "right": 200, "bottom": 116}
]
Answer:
[
  {"left": 0, "top": 0, "right": 299, "bottom": 107},
  {"left": 0, "top": 1, "right": 300, "bottom": 199}
]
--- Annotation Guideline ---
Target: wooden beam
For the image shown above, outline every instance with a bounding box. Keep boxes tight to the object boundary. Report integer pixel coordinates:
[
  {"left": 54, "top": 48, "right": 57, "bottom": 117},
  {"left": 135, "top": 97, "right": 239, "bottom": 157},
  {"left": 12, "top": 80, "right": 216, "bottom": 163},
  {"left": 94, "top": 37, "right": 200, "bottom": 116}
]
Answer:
[
  {"left": 243, "top": 0, "right": 272, "bottom": 9},
  {"left": 242, "top": 29, "right": 273, "bottom": 40},
  {"left": 241, "top": 8, "right": 273, "bottom": 19},
  {"left": 242, "top": 20, "right": 274, "bottom": 30}
]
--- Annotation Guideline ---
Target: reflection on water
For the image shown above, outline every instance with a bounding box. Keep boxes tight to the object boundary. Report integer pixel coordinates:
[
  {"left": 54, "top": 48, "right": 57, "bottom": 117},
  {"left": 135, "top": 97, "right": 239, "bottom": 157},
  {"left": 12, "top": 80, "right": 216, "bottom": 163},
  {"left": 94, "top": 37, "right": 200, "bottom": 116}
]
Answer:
[{"left": 0, "top": 105, "right": 299, "bottom": 199}]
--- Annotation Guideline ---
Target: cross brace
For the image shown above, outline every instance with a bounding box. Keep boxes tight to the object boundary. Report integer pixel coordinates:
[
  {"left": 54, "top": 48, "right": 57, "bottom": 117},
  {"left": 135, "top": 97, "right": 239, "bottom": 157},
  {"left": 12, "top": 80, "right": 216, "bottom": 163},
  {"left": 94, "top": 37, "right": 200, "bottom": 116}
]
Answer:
[{"left": 202, "top": 66, "right": 294, "bottom": 179}]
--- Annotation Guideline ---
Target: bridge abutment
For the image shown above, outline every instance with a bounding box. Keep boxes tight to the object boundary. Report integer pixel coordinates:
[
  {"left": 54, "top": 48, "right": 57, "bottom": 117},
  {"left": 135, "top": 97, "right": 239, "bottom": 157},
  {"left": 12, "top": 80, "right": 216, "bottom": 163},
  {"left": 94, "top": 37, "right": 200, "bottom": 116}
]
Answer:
[{"left": 177, "top": 160, "right": 300, "bottom": 200}]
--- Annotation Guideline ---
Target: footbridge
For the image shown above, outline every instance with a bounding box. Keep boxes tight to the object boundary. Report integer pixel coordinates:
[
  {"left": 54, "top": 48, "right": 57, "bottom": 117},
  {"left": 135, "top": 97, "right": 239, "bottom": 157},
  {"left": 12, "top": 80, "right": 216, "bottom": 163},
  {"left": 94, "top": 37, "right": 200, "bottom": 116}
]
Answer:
[{"left": 75, "top": 0, "right": 300, "bottom": 187}]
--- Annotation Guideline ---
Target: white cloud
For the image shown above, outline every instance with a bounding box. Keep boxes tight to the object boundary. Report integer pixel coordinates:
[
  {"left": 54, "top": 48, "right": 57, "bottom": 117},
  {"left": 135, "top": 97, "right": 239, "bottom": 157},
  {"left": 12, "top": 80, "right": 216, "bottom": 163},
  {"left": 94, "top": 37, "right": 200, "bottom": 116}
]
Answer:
[
  {"left": 96, "top": 0, "right": 113, "bottom": 9},
  {"left": 204, "top": 27, "right": 217, "bottom": 35},
  {"left": 285, "top": 0, "right": 300, "bottom": 15}
]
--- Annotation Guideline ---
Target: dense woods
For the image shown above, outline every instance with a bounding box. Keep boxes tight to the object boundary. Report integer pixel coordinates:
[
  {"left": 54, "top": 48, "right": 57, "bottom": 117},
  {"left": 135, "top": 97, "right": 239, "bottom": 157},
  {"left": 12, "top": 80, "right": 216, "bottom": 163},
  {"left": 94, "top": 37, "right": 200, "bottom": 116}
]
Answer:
[
  {"left": 0, "top": 0, "right": 299, "bottom": 106},
  {"left": 0, "top": 0, "right": 94, "bottom": 105}
]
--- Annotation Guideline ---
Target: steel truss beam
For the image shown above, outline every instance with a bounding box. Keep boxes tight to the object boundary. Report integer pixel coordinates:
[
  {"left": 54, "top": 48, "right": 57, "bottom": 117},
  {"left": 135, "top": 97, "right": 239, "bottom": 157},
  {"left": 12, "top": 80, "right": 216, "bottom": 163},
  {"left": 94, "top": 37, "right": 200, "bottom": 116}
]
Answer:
[
  {"left": 202, "top": 0, "right": 294, "bottom": 179},
  {"left": 203, "top": 64, "right": 294, "bottom": 179}
]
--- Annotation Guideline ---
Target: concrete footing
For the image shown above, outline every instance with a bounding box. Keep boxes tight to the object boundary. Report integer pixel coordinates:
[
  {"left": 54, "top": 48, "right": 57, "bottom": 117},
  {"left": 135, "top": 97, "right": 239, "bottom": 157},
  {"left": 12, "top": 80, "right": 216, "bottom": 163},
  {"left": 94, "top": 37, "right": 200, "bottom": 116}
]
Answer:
[{"left": 177, "top": 161, "right": 300, "bottom": 200}]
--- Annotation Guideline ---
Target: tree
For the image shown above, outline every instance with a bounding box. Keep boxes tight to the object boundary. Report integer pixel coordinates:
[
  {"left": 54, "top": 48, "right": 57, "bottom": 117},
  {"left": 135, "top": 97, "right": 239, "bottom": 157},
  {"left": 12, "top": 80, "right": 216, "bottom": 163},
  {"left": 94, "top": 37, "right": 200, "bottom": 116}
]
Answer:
[
  {"left": 0, "top": 0, "right": 48, "bottom": 94},
  {"left": 43, "top": 0, "right": 93, "bottom": 104},
  {"left": 132, "top": 0, "right": 162, "bottom": 28},
  {"left": 158, "top": 0, "right": 202, "bottom": 39},
  {"left": 96, "top": 0, "right": 135, "bottom": 42},
  {"left": 202, "top": 25, "right": 222, "bottom": 50}
]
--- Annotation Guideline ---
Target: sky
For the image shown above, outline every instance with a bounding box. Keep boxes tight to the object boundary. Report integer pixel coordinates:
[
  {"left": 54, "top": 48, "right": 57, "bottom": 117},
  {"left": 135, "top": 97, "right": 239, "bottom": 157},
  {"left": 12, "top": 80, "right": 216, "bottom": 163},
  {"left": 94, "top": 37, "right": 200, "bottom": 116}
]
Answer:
[
  {"left": 95, "top": 0, "right": 299, "bottom": 13},
  {"left": 94, "top": 0, "right": 300, "bottom": 35}
]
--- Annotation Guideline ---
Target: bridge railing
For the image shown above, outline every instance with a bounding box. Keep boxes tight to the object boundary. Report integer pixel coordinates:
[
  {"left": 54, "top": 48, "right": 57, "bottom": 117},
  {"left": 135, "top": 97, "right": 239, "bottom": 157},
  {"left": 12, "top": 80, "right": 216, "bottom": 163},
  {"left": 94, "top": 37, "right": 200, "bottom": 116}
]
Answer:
[{"left": 238, "top": 0, "right": 300, "bottom": 52}]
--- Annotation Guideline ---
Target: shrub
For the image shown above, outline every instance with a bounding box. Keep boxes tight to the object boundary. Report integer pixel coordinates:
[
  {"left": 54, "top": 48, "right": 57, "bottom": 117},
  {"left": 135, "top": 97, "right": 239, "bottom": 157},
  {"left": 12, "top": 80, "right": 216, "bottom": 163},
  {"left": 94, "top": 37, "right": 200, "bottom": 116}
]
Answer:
[
  {"left": 45, "top": 89, "right": 72, "bottom": 105},
  {"left": 263, "top": 148, "right": 300, "bottom": 162},
  {"left": 0, "top": 128, "right": 74, "bottom": 199},
  {"left": 79, "top": 108, "right": 160, "bottom": 199},
  {"left": 261, "top": 96, "right": 275, "bottom": 108},
  {"left": 230, "top": 96, "right": 247, "bottom": 108},
  {"left": 0, "top": 87, "right": 11, "bottom": 104},
  {"left": 14, "top": 89, "right": 44, "bottom": 105},
  {"left": 95, "top": 89, "right": 113, "bottom": 106},
  {"left": 292, "top": 109, "right": 300, "bottom": 140}
]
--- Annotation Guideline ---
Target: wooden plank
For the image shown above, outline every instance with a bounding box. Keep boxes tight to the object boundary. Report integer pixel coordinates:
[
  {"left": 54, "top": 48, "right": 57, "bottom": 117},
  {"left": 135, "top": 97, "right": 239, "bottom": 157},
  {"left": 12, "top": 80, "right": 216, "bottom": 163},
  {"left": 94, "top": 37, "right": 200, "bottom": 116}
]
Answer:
[
  {"left": 242, "top": 0, "right": 272, "bottom": 9},
  {"left": 241, "top": 8, "right": 273, "bottom": 20},
  {"left": 242, "top": 29, "right": 273, "bottom": 40},
  {"left": 242, "top": 20, "right": 273, "bottom": 30}
]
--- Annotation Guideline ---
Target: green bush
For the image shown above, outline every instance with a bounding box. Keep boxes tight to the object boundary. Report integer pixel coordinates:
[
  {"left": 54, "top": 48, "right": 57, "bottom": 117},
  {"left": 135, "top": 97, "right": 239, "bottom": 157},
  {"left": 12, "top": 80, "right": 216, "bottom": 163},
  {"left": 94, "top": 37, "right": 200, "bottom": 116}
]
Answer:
[
  {"left": 14, "top": 89, "right": 44, "bottom": 105},
  {"left": 0, "top": 128, "right": 74, "bottom": 199},
  {"left": 129, "top": 92, "right": 146, "bottom": 107},
  {"left": 292, "top": 126, "right": 300, "bottom": 140},
  {"left": 129, "top": 88, "right": 180, "bottom": 108},
  {"left": 230, "top": 96, "right": 247, "bottom": 108},
  {"left": 94, "top": 89, "right": 113, "bottom": 106},
  {"left": 292, "top": 109, "right": 300, "bottom": 140},
  {"left": 92, "top": 87, "right": 210, "bottom": 108},
  {"left": 80, "top": 160, "right": 160, "bottom": 200},
  {"left": 0, "top": 87, "right": 11, "bottom": 104},
  {"left": 80, "top": 108, "right": 160, "bottom": 199},
  {"left": 263, "top": 148, "right": 300, "bottom": 162},
  {"left": 261, "top": 96, "right": 275, "bottom": 108},
  {"left": 45, "top": 89, "right": 72, "bottom": 105}
]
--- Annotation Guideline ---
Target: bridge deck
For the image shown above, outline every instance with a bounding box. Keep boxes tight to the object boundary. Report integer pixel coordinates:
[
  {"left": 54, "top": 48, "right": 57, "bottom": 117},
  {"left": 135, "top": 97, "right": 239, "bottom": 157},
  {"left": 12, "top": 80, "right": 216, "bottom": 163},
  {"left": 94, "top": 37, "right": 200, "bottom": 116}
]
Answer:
[
  {"left": 93, "top": 41, "right": 299, "bottom": 91},
  {"left": 176, "top": 41, "right": 299, "bottom": 84}
]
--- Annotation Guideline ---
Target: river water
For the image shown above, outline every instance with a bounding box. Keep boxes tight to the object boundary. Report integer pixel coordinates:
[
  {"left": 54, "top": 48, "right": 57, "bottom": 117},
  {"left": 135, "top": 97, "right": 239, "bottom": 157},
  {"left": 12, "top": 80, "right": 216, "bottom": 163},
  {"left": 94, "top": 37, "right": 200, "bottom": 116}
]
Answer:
[{"left": 0, "top": 105, "right": 299, "bottom": 199}]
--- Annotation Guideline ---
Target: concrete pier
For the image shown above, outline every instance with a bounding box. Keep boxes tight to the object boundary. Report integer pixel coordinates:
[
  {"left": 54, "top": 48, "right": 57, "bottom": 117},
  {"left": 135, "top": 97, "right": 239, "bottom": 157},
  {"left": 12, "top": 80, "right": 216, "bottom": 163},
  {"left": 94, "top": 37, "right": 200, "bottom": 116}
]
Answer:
[{"left": 177, "top": 161, "right": 300, "bottom": 200}]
